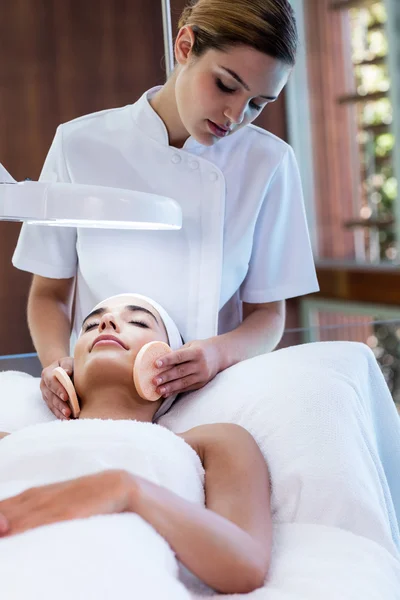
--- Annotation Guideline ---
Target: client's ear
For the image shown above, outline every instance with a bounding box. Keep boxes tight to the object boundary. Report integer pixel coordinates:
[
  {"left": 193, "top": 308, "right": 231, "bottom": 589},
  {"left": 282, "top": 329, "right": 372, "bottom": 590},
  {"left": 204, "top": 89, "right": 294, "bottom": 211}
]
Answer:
[
  {"left": 133, "top": 341, "right": 172, "bottom": 401},
  {"left": 53, "top": 367, "right": 81, "bottom": 419}
]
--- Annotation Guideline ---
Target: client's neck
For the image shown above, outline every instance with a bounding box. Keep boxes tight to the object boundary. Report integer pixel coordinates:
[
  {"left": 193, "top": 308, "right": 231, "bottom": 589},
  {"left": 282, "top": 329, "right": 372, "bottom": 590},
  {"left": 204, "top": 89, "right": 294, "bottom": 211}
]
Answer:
[{"left": 78, "top": 385, "right": 158, "bottom": 423}]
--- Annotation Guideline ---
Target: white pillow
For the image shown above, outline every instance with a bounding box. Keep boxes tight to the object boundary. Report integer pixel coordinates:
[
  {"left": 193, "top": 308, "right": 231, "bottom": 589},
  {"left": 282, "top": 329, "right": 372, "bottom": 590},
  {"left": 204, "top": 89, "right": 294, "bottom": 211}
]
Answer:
[
  {"left": 0, "top": 371, "right": 55, "bottom": 432},
  {"left": 160, "top": 341, "right": 400, "bottom": 555}
]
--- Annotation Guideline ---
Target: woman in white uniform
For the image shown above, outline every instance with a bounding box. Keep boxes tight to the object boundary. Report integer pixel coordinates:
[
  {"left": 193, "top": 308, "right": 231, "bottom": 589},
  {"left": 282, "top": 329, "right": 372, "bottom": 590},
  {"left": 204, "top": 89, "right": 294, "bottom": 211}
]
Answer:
[{"left": 13, "top": 0, "right": 319, "bottom": 419}]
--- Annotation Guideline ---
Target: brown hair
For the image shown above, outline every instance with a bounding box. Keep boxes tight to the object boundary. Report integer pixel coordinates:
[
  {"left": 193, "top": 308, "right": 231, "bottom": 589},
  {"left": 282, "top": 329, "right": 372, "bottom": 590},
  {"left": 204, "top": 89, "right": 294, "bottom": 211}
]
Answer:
[{"left": 178, "top": 0, "right": 298, "bottom": 65}]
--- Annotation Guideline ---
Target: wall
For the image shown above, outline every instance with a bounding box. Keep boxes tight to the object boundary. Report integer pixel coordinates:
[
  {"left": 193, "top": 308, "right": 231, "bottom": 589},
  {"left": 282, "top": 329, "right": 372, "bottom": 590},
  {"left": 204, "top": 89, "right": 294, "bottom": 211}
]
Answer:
[{"left": 0, "top": 0, "right": 165, "bottom": 355}]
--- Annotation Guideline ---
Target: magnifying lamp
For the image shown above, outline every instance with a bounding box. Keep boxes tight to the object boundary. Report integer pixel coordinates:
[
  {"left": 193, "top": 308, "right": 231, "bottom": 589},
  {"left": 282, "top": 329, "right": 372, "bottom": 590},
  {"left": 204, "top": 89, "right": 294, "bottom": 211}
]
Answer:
[{"left": 0, "top": 164, "right": 182, "bottom": 230}]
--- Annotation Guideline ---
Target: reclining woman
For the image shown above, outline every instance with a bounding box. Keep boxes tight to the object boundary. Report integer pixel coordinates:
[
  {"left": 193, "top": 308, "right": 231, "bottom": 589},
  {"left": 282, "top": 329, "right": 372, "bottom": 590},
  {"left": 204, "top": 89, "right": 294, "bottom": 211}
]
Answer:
[{"left": 0, "top": 294, "right": 271, "bottom": 599}]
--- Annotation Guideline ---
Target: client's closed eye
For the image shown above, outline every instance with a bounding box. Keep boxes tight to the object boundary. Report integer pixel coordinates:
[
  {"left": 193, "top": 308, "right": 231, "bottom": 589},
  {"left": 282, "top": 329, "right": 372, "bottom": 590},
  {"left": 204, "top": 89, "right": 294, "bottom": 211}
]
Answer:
[
  {"left": 83, "top": 322, "right": 99, "bottom": 332},
  {"left": 129, "top": 320, "right": 149, "bottom": 329}
]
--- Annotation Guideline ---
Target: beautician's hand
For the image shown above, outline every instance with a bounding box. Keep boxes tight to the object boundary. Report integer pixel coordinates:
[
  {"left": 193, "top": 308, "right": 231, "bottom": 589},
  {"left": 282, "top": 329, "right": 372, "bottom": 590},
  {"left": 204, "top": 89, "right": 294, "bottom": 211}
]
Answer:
[
  {"left": 154, "top": 339, "right": 222, "bottom": 397},
  {"left": 0, "top": 470, "right": 133, "bottom": 537},
  {"left": 40, "top": 357, "right": 74, "bottom": 420}
]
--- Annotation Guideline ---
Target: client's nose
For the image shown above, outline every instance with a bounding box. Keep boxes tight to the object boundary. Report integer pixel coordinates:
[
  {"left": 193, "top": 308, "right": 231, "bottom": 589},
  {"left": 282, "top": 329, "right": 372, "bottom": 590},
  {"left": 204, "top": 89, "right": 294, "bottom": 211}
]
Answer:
[{"left": 99, "top": 313, "right": 120, "bottom": 332}]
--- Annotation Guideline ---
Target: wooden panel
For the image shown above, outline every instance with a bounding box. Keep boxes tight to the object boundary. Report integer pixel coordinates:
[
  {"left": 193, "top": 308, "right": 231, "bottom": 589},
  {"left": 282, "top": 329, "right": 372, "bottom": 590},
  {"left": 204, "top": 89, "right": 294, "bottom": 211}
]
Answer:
[
  {"left": 0, "top": 224, "right": 33, "bottom": 355},
  {"left": 304, "top": 0, "right": 357, "bottom": 260},
  {"left": 0, "top": 0, "right": 165, "bottom": 355},
  {"left": 1, "top": 0, "right": 165, "bottom": 180},
  {"left": 313, "top": 265, "right": 400, "bottom": 306},
  {"left": 256, "top": 93, "right": 288, "bottom": 141},
  {"left": 170, "top": 0, "right": 187, "bottom": 30}
]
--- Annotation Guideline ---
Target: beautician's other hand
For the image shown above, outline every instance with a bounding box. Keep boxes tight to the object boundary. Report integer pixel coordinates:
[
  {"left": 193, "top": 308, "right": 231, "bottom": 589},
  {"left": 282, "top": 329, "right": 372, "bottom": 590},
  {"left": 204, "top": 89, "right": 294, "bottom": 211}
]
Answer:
[
  {"left": 0, "top": 470, "right": 133, "bottom": 537},
  {"left": 154, "top": 339, "right": 222, "bottom": 397},
  {"left": 40, "top": 357, "right": 74, "bottom": 420}
]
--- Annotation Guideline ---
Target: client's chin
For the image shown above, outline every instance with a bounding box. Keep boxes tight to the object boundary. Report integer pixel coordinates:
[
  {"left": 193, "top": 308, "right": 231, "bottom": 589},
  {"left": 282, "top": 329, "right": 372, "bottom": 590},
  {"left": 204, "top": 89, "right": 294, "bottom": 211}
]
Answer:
[{"left": 74, "top": 357, "right": 136, "bottom": 400}]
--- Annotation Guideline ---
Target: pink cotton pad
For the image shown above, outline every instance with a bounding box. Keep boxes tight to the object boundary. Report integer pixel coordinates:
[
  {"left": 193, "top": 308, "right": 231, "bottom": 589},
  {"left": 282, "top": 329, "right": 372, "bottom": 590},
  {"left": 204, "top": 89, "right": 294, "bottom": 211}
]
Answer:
[
  {"left": 133, "top": 341, "right": 172, "bottom": 401},
  {"left": 53, "top": 367, "right": 81, "bottom": 419}
]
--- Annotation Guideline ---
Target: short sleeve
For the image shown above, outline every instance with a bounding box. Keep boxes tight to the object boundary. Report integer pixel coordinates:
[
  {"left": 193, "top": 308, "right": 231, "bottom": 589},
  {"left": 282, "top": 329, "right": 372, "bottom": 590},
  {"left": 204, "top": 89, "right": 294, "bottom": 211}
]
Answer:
[
  {"left": 240, "top": 146, "right": 319, "bottom": 304},
  {"left": 12, "top": 126, "right": 78, "bottom": 279}
]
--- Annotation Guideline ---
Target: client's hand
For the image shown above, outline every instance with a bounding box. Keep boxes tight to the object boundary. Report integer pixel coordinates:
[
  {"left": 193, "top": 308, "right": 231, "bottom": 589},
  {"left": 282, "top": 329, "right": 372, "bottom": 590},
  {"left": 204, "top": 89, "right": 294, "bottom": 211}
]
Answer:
[
  {"left": 40, "top": 357, "right": 74, "bottom": 420},
  {"left": 0, "top": 470, "right": 134, "bottom": 537},
  {"left": 154, "top": 339, "right": 222, "bottom": 397}
]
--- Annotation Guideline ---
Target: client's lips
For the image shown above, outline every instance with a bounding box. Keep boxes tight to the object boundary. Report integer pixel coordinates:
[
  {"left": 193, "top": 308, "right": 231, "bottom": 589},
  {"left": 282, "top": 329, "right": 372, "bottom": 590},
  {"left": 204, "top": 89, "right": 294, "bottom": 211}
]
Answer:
[{"left": 91, "top": 334, "right": 128, "bottom": 351}]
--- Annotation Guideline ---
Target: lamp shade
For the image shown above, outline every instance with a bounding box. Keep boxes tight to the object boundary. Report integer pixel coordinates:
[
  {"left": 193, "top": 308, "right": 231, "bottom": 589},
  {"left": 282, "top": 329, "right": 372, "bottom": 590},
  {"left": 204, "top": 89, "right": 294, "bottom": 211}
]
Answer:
[{"left": 0, "top": 168, "right": 182, "bottom": 230}]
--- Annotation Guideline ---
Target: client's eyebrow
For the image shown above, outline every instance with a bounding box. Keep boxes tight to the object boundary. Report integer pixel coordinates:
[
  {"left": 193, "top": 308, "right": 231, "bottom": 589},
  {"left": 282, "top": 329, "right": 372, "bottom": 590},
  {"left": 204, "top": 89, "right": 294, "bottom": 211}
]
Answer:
[
  {"left": 82, "top": 305, "right": 159, "bottom": 328},
  {"left": 82, "top": 307, "right": 105, "bottom": 327}
]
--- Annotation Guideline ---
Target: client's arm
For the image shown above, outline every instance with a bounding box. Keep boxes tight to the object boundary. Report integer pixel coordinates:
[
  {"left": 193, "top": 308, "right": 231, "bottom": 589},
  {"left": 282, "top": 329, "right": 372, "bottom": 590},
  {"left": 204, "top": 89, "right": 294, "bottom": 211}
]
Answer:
[
  {"left": 0, "top": 425, "right": 271, "bottom": 594},
  {"left": 0, "top": 433, "right": 9, "bottom": 440},
  {"left": 134, "top": 423, "right": 271, "bottom": 594}
]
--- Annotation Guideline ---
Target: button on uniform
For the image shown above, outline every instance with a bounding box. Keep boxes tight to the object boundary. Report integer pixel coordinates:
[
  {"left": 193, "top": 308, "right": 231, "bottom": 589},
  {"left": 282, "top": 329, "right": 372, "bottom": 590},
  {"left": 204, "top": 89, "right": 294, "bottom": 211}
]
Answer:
[
  {"left": 189, "top": 160, "right": 199, "bottom": 170},
  {"left": 171, "top": 154, "right": 181, "bottom": 164},
  {"left": 210, "top": 172, "right": 219, "bottom": 182}
]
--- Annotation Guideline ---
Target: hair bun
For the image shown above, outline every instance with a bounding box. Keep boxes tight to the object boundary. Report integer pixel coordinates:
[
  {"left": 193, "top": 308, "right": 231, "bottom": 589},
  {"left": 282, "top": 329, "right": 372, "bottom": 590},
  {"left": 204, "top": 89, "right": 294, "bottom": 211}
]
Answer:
[
  {"left": 178, "top": 6, "right": 193, "bottom": 28},
  {"left": 176, "top": 0, "right": 297, "bottom": 66}
]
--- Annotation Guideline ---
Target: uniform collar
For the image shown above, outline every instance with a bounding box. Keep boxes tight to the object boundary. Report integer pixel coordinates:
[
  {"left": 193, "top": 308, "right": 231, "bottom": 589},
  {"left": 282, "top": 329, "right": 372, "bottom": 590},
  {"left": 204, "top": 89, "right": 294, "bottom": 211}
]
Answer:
[{"left": 130, "top": 86, "right": 201, "bottom": 151}]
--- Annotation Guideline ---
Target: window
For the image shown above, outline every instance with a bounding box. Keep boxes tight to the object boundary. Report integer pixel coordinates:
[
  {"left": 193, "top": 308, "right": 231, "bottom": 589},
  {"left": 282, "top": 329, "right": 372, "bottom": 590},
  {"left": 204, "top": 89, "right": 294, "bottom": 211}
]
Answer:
[
  {"left": 288, "top": 0, "right": 400, "bottom": 264},
  {"left": 285, "top": 1, "right": 400, "bottom": 414},
  {"left": 341, "top": 0, "right": 396, "bottom": 262}
]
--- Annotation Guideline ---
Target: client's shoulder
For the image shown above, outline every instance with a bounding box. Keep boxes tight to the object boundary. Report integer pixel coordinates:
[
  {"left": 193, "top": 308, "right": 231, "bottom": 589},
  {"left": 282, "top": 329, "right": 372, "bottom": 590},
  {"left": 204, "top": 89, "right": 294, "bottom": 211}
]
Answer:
[{"left": 179, "top": 423, "right": 259, "bottom": 463}]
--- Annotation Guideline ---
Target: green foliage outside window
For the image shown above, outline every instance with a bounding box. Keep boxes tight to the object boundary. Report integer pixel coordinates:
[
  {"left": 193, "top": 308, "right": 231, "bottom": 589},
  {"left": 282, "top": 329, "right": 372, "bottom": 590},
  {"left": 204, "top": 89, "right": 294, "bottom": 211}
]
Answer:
[{"left": 351, "top": 2, "right": 397, "bottom": 261}]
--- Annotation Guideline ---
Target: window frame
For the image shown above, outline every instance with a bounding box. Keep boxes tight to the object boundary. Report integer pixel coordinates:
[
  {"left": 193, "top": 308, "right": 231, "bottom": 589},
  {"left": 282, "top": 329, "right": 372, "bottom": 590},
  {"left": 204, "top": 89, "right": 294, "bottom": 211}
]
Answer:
[
  {"left": 385, "top": 0, "right": 400, "bottom": 254},
  {"left": 286, "top": 0, "right": 319, "bottom": 257},
  {"left": 287, "top": 0, "right": 400, "bottom": 265}
]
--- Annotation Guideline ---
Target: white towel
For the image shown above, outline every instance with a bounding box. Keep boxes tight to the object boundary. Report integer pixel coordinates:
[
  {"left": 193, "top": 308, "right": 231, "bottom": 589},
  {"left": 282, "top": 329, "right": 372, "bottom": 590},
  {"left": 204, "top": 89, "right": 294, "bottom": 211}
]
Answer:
[
  {"left": 0, "top": 419, "right": 204, "bottom": 600},
  {"left": 188, "top": 523, "right": 400, "bottom": 600},
  {"left": 1, "top": 341, "right": 400, "bottom": 598}
]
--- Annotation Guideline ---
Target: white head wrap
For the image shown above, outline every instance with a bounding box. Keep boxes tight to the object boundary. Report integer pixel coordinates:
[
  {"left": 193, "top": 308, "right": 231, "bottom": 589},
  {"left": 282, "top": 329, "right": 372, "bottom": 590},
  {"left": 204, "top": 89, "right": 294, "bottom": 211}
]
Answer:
[{"left": 85, "top": 293, "right": 183, "bottom": 420}]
